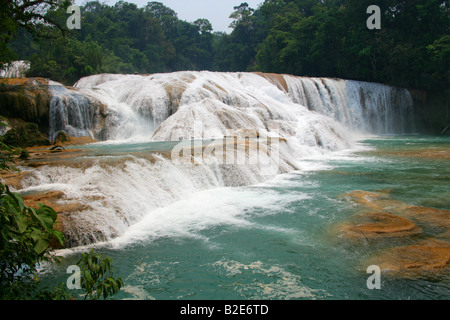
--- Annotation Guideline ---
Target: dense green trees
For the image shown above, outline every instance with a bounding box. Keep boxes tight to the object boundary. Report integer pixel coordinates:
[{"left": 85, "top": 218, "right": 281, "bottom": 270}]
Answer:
[
  {"left": 8, "top": 1, "right": 219, "bottom": 83},
  {"left": 0, "top": 0, "right": 71, "bottom": 65},
  {"left": 2, "top": 0, "right": 449, "bottom": 94},
  {"left": 255, "top": 0, "right": 449, "bottom": 92}
]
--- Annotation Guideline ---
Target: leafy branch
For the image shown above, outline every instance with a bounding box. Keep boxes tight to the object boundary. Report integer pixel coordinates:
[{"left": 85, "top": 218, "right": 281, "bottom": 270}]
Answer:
[{"left": 78, "top": 249, "right": 124, "bottom": 300}]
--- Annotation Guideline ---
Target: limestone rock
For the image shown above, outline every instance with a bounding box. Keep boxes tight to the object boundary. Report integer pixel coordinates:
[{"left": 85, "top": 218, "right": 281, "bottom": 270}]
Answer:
[
  {"left": 2, "top": 121, "right": 51, "bottom": 147},
  {"left": 366, "top": 239, "right": 450, "bottom": 276},
  {"left": 0, "top": 78, "right": 52, "bottom": 133},
  {"left": 335, "top": 211, "right": 423, "bottom": 240}
]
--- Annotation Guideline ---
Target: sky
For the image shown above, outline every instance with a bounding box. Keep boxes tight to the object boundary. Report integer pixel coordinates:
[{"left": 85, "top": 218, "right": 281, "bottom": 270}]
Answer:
[{"left": 75, "top": 0, "right": 264, "bottom": 33}]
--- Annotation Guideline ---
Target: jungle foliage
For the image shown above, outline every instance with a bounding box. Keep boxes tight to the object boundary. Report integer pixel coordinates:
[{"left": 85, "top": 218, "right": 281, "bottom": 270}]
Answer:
[{"left": 2, "top": 0, "right": 448, "bottom": 93}]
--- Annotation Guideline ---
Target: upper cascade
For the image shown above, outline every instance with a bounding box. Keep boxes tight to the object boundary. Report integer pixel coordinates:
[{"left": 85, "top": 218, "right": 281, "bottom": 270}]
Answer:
[
  {"left": 49, "top": 71, "right": 414, "bottom": 144},
  {"left": 283, "top": 76, "right": 414, "bottom": 134}
]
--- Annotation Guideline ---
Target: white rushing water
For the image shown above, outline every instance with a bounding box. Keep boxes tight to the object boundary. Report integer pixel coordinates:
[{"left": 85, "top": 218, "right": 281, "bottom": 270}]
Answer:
[
  {"left": 48, "top": 83, "right": 107, "bottom": 142},
  {"left": 68, "top": 71, "right": 414, "bottom": 140},
  {"left": 17, "top": 71, "right": 414, "bottom": 247},
  {"left": 0, "top": 60, "right": 30, "bottom": 78}
]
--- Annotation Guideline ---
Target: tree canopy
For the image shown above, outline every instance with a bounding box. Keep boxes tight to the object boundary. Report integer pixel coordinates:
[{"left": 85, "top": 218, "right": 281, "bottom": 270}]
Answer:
[
  {"left": 0, "top": 0, "right": 72, "bottom": 64},
  {"left": 2, "top": 0, "right": 449, "bottom": 93},
  {"left": 254, "top": 0, "right": 449, "bottom": 92}
]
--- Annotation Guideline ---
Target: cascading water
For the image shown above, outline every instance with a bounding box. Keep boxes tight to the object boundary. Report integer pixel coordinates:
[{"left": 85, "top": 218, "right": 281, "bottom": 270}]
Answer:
[
  {"left": 51, "top": 71, "right": 414, "bottom": 142},
  {"left": 284, "top": 76, "right": 414, "bottom": 134},
  {"left": 73, "top": 73, "right": 172, "bottom": 141},
  {"left": 0, "top": 60, "right": 30, "bottom": 78},
  {"left": 48, "top": 82, "right": 107, "bottom": 142},
  {"left": 22, "top": 72, "right": 448, "bottom": 301},
  {"left": 20, "top": 71, "right": 415, "bottom": 247}
]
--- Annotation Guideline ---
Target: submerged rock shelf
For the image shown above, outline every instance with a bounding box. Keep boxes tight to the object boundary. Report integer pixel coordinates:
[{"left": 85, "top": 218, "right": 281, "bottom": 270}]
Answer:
[{"left": 333, "top": 189, "right": 450, "bottom": 277}]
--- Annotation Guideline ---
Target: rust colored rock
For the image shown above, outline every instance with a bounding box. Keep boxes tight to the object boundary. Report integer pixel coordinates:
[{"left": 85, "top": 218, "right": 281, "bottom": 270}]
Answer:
[
  {"left": 21, "top": 190, "right": 92, "bottom": 249},
  {"left": 342, "top": 190, "right": 409, "bottom": 212},
  {"left": 337, "top": 211, "right": 423, "bottom": 239},
  {"left": 0, "top": 78, "right": 51, "bottom": 132},
  {"left": 373, "top": 147, "right": 450, "bottom": 160},
  {"left": 366, "top": 239, "right": 450, "bottom": 275},
  {"left": 402, "top": 206, "right": 450, "bottom": 228},
  {"left": 253, "top": 72, "right": 289, "bottom": 92},
  {"left": 0, "top": 170, "right": 33, "bottom": 190},
  {"left": 22, "top": 191, "right": 86, "bottom": 215},
  {"left": 340, "top": 190, "right": 449, "bottom": 239}
]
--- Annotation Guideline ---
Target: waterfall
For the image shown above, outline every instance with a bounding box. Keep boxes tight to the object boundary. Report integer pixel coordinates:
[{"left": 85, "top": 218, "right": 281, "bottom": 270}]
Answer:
[
  {"left": 283, "top": 76, "right": 414, "bottom": 134},
  {"left": 26, "top": 71, "right": 415, "bottom": 247},
  {"left": 48, "top": 82, "right": 107, "bottom": 142},
  {"left": 73, "top": 73, "right": 172, "bottom": 141},
  {"left": 0, "top": 60, "right": 30, "bottom": 78},
  {"left": 51, "top": 71, "right": 414, "bottom": 142}
]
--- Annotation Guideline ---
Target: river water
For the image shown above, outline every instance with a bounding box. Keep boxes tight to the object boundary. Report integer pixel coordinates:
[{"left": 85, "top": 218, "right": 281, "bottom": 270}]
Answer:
[{"left": 39, "top": 134, "right": 450, "bottom": 300}]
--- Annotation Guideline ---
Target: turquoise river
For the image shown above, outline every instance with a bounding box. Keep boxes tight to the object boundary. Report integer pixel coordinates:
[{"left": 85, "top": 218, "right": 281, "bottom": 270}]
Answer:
[{"left": 38, "top": 135, "right": 449, "bottom": 300}]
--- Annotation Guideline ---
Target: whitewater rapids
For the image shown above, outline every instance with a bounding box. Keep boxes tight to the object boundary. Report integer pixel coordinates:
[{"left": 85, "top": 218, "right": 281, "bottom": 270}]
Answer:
[{"left": 16, "top": 71, "right": 414, "bottom": 247}]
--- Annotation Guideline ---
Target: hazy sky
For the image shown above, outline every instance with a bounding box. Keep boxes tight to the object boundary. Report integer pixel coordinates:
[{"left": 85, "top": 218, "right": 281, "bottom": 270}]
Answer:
[{"left": 75, "top": 0, "right": 264, "bottom": 33}]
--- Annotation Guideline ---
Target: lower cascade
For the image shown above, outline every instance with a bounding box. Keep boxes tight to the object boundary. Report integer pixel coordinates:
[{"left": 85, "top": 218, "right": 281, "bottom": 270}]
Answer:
[{"left": 15, "top": 71, "right": 416, "bottom": 247}]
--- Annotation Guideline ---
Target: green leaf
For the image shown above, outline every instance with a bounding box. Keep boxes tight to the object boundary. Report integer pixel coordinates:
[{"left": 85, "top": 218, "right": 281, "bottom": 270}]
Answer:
[
  {"left": 51, "top": 229, "right": 65, "bottom": 247},
  {"left": 14, "top": 211, "right": 29, "bottom": 233},
  {"left": 34, "top": 238, "right": 49, "bottom": 254},
  {"left": 103, "top": 282, "right": 111, "bottom": 299},
  {"left": 30, "top": 228, "right": 45, "bottom": 241},
  {"left": 38, "top": 204, "right": 58, "bottom": 221},
  {"left": 29, "top": 228, "right": 50, "bottom": 254},
  {"left": 3, "top": 186, "right": 24, "bottom": 209},
  {"left": 7, "top": 191, "right": 26, "bottom": 211},
  {"left": 110, "top": 279, "right": 118, "bottom": 294},
  {"left": 32, "top": 204, "right": 57, "bottom": 230},
  {"left": 95, "top": 286, "right": 102, "bottom": 300},
  {"left": 85, "top": 269, "right": 93, "bottom": 282},
  {"left": 30, "top": 229, "right": 50, "bottom": 254}
]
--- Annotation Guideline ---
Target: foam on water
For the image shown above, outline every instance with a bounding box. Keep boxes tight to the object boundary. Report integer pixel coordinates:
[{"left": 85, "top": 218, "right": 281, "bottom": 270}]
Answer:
[
  {"left": 19, "top": 155, "right": 225, "bottom": 246},
  {"left": 108, "top": 186, "right": 309, "bottom": 248},
  {"left": 38, "top": 135, "right": 449, "bottom": 300},
  {"left": 212, "top": 259, "right": 318, "bottom": 299}
]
